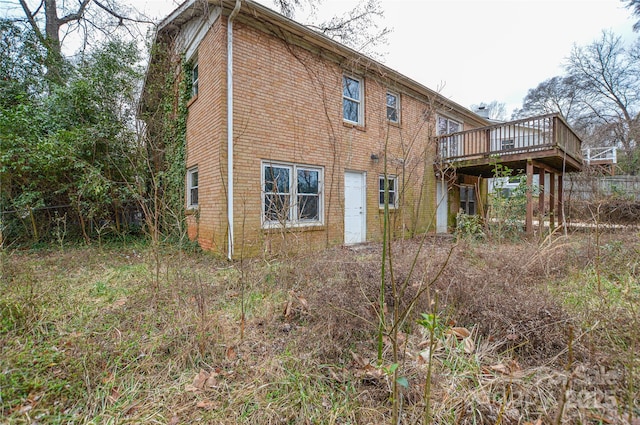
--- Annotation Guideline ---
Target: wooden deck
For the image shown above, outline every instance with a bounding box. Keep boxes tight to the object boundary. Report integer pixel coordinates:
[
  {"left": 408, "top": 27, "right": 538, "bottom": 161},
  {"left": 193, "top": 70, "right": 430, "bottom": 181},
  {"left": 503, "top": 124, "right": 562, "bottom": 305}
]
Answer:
[{"left": 434, "top": 113, "right": 583, "bottom": 176}]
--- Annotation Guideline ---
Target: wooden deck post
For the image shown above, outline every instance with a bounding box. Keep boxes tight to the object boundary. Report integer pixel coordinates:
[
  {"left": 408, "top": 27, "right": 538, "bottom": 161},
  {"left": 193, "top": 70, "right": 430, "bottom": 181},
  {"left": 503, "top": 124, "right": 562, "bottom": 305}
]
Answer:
[
  {"left": 557, "top": 173, "right": 564, "bottom": 225},
  {"left": 538, "top": 168, "right": 545, "bottom": 230},
  {"left": 549, "top": 172, "right": 556, "bottom": 229},
  {"left": 526, "top": 160, "right": 534, "bottom": 235}
]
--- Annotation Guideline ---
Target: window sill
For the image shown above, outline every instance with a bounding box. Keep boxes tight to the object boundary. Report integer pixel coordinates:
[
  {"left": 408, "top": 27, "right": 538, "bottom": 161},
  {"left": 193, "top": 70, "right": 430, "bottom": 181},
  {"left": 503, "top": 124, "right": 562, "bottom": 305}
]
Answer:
[
  {"left": 186, "top": 207, "right": 199, "bottom": 215},
  {"left": 378, "top": 206, "right": 398, "bottom": 211},
  {"left": 342, "top": 121, "right": 366, "bottom": 132},
  {"left": 387, "top": 120, "right": 401, "bottom": 128},
  {"left": 187, "top": 94, "right": 198, "bottom": 107},
  {"left": 262, "top": 223, "right": 326, "bottom": 234}
]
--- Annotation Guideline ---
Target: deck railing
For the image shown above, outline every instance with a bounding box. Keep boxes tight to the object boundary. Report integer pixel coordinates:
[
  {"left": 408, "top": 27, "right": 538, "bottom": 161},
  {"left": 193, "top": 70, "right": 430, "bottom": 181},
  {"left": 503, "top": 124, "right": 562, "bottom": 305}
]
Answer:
[
  {"left": 584, "top": 147, "right": 617, "bottom": 164},
  {"left": 436, "top": 113, "right": 583, "bottom": 164}
]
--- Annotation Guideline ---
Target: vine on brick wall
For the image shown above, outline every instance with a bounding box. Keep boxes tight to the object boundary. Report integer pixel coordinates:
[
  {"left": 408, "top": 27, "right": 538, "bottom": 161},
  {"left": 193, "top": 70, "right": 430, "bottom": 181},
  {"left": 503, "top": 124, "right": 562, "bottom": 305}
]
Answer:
[{"left": 140, "top": 38, "right": 192, "bottom": 243}]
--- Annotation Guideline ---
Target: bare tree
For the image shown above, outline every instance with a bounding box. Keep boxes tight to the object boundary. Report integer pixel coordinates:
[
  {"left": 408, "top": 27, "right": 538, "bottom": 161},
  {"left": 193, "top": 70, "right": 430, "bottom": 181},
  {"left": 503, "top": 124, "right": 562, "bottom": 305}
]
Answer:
[
  {"left": 622, "top": 0, "right": 640, "bottom": 31},
  {"left": 511, "top": 76, "right": 582, "bottom": 122},
  {"left": 565, "top": 30, "right": 640, "bottom": 170},
  {"left": 270, "top": 0, "right": 391, "bottom": 59},
  {"left": 11, "top": 0, "right": 152, "bottom": 83}
]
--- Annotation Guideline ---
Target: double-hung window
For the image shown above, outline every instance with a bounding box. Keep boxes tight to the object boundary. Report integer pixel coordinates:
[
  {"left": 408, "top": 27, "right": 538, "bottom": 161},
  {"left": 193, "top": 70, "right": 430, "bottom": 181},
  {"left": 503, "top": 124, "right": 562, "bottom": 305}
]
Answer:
[
  {"left": 386, "top": 92, "right": 399, "bottom": 123},
  {"left": 460, "top": 184, "right": 476, "bottom": 215},
  {"left": 437, "top": 115, "right": 463, "bottom": 158},
  {"left": 262, "top": 162, "right": 323, "bottom": 226},
  {"left": 379, "top": 175, "right": 398, "bottom": 208},
  {"left": 191, "top": 61, "right": 199, "bottom": 97},
  {"left": 343, "top": 75, "right": 363, "bottom": 125},
  {"left": 187, "top": 167, "right": 199, "bottom": 208}
]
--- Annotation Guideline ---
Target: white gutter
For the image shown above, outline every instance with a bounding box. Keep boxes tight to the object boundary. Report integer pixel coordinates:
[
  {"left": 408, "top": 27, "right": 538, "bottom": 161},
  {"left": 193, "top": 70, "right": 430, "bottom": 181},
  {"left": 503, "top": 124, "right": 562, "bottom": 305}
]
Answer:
[{"left": 227, "top": 0, "right": 241, "bottom": 260}]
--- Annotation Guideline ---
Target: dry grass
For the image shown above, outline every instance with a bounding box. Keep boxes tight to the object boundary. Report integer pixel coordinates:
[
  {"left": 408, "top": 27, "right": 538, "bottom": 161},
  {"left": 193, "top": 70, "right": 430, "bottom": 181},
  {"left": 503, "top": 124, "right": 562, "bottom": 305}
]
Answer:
[{"left": 1, "top": 230, "right": 638, "bottom": 424}]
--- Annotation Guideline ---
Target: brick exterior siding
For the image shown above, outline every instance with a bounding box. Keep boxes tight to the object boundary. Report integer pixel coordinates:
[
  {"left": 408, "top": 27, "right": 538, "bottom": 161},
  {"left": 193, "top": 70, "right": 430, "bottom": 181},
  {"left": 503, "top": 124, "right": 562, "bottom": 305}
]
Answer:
[{"left": 183, "top": 12, "right": 476, "bottom": 257}]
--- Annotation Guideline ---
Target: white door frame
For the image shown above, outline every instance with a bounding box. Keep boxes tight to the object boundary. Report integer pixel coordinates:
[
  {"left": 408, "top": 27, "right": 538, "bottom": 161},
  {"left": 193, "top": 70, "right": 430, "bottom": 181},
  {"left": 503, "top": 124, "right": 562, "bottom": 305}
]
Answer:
[
  {"left": 436, "top": 178, "right": 448, "bottom": 233},
  {"left": 344, "top": 170, "right": 366, "bottom": 244}
]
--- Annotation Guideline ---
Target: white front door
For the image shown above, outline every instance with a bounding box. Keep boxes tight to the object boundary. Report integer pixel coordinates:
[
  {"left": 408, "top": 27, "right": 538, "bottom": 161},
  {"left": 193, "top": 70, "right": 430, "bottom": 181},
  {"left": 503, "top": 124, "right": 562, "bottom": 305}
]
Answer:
[
  {"left": 344, "top": 171, "right": 366, "bottom": 244},
  {"left": 436, "top": 178, "right": 448, "bottom": 233}
]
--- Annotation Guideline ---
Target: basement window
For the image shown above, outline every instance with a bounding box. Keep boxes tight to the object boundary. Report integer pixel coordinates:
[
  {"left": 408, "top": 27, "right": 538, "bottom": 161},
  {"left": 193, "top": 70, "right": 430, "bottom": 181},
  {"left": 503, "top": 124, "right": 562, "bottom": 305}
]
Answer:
[{"left": 262, "top": 162, "right": 323, "bottom": 227}]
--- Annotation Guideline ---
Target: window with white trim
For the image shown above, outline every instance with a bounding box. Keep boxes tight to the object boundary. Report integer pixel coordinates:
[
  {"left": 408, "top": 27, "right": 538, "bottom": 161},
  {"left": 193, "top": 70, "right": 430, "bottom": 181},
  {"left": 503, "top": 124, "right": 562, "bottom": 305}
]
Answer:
[
  {"left": 379, "top": 175, "right": 398, "bottom": 208},
  {"left": 262, "top": 162, "right": 323, "bottom": 226},
  {"left": 386, "top": 91, "right": 399, "bottom": 123},
  {"left": 501, "top": 139, "right": 515, "bottom": 150},
  {"left": 187, "top": 167, "right": 199, "bottom": 208},
  {"left": 343, "top": 75, "right": 363, "bottom": 125},
  {"left": 191, "top": 61, "right": 199, "bottom": 97},
  {"left": 460, "top": 184, "right": 476, "bottom": 215},
  {"left": 437, "top": 115, "right": 463, "bottom": 157}
]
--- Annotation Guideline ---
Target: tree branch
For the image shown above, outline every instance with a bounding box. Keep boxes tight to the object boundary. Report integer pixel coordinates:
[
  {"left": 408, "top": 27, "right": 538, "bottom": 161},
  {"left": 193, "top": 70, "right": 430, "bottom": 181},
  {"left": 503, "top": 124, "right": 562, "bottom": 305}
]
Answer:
[
  {"left": 58, "top": 0, "right": 91, "bottom": 25},
  {"left": 18, "top": 0, "right": 46, "bottom": 42},
  {"left": 93, "top": 0, "right": 155, "bottom": 25}
]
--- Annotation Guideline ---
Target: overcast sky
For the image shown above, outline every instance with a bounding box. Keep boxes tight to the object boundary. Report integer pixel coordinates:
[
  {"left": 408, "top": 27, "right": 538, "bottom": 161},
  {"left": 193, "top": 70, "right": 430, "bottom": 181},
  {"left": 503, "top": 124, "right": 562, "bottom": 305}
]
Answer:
[{"left": 128, "top": 0, "right": 638, "bottom": 115}]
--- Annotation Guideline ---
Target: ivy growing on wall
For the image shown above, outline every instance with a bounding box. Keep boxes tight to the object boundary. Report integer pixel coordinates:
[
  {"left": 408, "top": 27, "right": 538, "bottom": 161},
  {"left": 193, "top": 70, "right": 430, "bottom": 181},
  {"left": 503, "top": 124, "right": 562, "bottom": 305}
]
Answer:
[{"left": 138, "top": 39, "right": 193, "bottom": 243}]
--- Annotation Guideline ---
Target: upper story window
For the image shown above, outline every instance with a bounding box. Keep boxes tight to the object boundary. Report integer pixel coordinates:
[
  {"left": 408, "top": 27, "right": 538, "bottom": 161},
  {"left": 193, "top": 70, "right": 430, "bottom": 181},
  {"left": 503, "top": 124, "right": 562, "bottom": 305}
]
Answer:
[
  {"left": 262, "top": 162, "right": 323, "bottom": 227},
  {"left": 191, "top": 61, "right": 199, "bottom": 97},
  {"left": 437, "top": 116, "right": 462, "bottom": 135},
  {"left": 437, "top": 115, "right": 463, "bottom": 157},
  {"left": 343, "top": 75, "right": 363, "bottom": 125},
  {"left": 187, "top": 167, "right": 199, "bottom": 208},
  {"left": 379, "top": 175, "right": 398, "bottom": 208},
  {"left": 386, "top": 92, "right": 399, "bottom": 123}
]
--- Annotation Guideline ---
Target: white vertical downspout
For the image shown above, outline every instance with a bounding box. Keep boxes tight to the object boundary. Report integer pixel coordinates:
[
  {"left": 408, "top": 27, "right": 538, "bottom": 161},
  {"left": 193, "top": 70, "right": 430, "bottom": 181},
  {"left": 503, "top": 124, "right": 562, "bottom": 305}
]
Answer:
[{"left": 227, "top": 0, "right": 241, "bottom": 260}]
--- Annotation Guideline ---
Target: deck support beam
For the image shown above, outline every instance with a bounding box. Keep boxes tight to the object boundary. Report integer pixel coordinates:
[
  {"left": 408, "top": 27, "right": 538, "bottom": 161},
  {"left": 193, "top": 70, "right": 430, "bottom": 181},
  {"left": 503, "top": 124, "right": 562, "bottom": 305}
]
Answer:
[
  {"left": 557, "top": 173, "right": 564, "bottom": 225},
  {"left": 549, "top": 172, "right": 556, "bottom": 229},
  {"left": 538, "top": 168, "right": 545, "bottom": 230},
  {"left": 526, "top": 160, "right": 534, "bottom": 235}
]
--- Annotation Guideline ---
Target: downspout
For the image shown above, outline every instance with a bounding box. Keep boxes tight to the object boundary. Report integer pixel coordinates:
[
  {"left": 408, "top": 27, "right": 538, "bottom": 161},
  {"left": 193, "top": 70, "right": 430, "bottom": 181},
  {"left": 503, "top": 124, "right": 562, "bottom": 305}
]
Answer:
[{"left": 227, "top": 0, "right": 241, "bottom": 260}]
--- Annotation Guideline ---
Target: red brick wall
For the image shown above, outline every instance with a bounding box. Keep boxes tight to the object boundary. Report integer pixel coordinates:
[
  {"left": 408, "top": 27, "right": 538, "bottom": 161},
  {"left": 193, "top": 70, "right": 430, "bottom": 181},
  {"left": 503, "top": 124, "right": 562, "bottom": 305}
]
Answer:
[{"left": 185, "top": 15, "right": 472, "bottom": 256}]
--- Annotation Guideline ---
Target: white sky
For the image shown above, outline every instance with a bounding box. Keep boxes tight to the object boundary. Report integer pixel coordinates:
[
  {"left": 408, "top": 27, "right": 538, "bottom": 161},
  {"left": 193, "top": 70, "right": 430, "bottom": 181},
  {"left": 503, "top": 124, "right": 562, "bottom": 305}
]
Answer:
[{"left": 116, "top": 0, "right": 639, "bottom": 115}]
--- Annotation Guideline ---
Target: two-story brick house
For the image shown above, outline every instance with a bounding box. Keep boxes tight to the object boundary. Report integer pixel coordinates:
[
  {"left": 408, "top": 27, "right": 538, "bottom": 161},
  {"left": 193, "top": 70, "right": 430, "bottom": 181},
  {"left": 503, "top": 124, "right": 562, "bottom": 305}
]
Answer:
[{"left": 143, "top": 0, "right": 583, "bottom": 258}]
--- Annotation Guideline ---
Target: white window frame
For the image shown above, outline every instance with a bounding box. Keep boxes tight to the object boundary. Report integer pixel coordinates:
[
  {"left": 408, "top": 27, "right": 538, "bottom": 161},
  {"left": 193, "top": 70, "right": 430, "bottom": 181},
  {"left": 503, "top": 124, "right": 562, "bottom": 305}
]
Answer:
[
  {"left": 379, "top": 174, "right": 398, "bottom": 209},
  {"left": 261, "top": 161, "right": 324, "bottom": 228},
  {"left": 187, "top": 167, "right": 199, "bottom": 209},
  {"left": 437, "top": 115, "right": 463, "bottom": 157},
  {"left": 342, "top": 75, "right": 364, "bottom": 125},
  {"left": 386, "top": 91, "right": 400, "bottom": 123},
  {"left": 191, "top": 61, "right": 199, "bottom": 97},
  {"left": 460, "top": 184, "right": 476, "bottom": 215}
]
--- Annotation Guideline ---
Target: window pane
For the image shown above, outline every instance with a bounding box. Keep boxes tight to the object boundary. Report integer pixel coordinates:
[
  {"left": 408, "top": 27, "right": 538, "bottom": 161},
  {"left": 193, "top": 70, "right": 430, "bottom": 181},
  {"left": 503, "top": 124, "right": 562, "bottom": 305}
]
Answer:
[
  {"left": 343, "top": 76, "right": 360, "bottom": 100},
  {"left": 264, "top": 166, "right": 290, "bottom": 193},
  {"left": 298, "top": 195, "right": 318, "bottom": 220},
  {"left": 265, "top": 194, "right": 290, "bottom": 221},
  {"left": 448, "top": 120, "right": 460, "bottom": 133},
  {"left": 191, "top": 171, "right": 198, "bottom": 187},
  {"left": 437, "top": 117, "right": 448, "bottom": 135},
  {"left": 386, "top": 93, "right": 398, "bottom": 122},
  {"left": 343, "top": 99, "right": 359, "bottom": 122},
  {"left": 387, "top": 106, "right": 398, "bottom": 122},
  {"left": 386, "top": 93, "right": 396, "bottom": 108},
  {"left": 190, "top": 188, "right": 198, "bottom": 205},
  {"left": 297, "top": 169, "right": 318, "bottom": 194},
  {"left": 192, "top": 64, "right": 199, "bottom": 96}
]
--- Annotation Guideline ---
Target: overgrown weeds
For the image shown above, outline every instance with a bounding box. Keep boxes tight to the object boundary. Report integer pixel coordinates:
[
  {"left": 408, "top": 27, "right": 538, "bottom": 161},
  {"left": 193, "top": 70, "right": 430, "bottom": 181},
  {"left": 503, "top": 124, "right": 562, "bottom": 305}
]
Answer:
[{"left": 1, "top": 231, "right": 638, "bottom": 423}]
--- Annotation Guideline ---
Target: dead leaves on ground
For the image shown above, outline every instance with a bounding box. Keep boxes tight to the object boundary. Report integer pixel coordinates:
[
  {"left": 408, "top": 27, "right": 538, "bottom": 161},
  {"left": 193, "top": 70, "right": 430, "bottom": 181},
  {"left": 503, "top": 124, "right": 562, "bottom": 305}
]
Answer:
[
  {"left": 185, "top": 369, "right": 219, "bottom": 392},
  {"left": 282, "top": 290, "right": 308, "bottom": 319}
]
